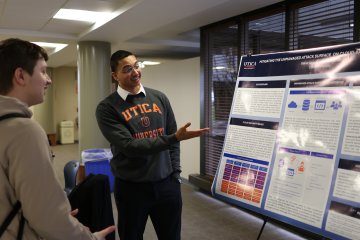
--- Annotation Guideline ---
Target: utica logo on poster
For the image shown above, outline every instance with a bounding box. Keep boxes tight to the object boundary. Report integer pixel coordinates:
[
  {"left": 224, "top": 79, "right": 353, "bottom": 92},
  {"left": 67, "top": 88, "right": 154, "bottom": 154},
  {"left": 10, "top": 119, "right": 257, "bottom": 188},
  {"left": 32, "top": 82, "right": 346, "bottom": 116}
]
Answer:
[{"left": 244, "top": 61, "right": 256, "bottom": 69}]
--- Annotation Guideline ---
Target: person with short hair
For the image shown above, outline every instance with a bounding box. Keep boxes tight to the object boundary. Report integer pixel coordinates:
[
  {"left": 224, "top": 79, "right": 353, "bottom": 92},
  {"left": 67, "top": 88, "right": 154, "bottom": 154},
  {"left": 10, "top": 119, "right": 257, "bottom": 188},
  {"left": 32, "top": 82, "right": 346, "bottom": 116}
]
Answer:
[
  {"left": 96, "top": 50, "right": 209, "bottom": 240},
  {"left": 0, "top": 38, "right": 115, "bottom": 240}
]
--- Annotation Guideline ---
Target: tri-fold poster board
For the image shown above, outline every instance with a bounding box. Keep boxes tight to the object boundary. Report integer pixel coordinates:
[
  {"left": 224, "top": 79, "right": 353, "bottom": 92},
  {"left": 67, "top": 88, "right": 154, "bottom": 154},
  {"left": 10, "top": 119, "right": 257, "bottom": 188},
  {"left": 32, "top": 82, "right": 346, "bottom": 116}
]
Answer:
[{"left": 211, "top": 42, "right": 360, "bottom": 240}]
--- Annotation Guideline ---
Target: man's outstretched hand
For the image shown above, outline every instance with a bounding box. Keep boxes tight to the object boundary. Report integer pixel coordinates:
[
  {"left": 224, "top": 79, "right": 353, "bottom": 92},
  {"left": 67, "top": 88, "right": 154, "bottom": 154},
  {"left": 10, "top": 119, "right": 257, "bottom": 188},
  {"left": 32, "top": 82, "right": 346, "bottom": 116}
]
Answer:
[{"left": 175, "top": 122, "right": 209, "bottom": 141}]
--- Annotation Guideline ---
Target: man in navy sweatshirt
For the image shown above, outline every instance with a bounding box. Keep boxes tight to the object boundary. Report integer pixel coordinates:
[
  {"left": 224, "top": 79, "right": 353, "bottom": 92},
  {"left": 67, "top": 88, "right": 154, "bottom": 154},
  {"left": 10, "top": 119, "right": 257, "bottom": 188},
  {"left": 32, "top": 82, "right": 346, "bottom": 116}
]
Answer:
[{"left": 96, "top": 50, "right": 209, "bottom": 240}]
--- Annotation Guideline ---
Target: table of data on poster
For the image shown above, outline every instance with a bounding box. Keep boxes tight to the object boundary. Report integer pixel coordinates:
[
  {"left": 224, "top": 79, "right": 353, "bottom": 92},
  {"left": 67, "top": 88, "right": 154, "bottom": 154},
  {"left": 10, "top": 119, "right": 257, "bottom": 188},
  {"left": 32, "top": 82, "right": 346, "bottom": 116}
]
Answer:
[
  {"left": 220, "top": 158, "right": 268, "bottom": 204},
  {"left": 212, "top": 42, "right": 360, "bottom": 240}
]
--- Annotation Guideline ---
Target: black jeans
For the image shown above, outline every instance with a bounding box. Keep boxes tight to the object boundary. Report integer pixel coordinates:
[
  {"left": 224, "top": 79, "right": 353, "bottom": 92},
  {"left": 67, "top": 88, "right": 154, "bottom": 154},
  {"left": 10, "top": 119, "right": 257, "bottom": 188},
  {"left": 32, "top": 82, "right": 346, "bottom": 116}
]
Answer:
[{"left": 114, "top": 176, "right": 182, "bottom": 240}]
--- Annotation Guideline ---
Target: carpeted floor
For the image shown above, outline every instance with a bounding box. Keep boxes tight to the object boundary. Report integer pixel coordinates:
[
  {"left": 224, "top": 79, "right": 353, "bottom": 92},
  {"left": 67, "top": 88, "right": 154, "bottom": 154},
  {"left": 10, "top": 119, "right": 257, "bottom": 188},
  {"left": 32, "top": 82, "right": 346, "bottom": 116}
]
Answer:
[{"left": 51, "top": 143, "right": 313, "bottom": 240}]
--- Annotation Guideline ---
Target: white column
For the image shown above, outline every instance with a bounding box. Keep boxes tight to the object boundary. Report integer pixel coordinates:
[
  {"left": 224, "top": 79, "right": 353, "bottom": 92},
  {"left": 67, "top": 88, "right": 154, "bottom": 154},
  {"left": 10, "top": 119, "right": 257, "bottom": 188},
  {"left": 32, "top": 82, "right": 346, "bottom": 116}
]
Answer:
[{"left": 77, "top": 41, "right": 111, "bottom": 160}]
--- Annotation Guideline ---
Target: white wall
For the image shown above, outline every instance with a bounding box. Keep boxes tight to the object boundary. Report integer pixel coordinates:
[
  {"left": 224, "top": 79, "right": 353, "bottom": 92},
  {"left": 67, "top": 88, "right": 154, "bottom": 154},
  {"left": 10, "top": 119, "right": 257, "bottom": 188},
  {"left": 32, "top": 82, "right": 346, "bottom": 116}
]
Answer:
[
  {"left": 32, "top": 58, "right": 202, "bottom": 179},
  {"left": 52, "top": 67, "right": 79, "bottom": 141},
  {"left": 32, "top": 69, "right": 55, "bottom": 134},
  {"left": 32, "top": 67, "right": 78, "bottom": 143},
  {"left": 142, "top": 57, "right": 201, "bottom": 179}
]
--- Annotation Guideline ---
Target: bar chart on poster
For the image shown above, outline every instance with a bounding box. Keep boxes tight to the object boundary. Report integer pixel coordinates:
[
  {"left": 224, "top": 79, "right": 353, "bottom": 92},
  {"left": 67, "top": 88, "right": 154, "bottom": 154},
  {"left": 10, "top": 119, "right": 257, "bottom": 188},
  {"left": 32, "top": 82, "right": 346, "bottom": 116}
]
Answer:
[{"left": 211, "top": 42, "right": 360, "bottom": 240}]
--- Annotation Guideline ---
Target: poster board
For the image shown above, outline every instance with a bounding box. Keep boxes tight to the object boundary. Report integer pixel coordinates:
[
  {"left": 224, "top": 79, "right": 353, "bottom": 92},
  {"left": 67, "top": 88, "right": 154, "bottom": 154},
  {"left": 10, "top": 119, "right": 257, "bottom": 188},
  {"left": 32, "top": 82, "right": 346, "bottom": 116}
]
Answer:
[{"left": 211, "top": 42, "right": 360, "bottom": 240}]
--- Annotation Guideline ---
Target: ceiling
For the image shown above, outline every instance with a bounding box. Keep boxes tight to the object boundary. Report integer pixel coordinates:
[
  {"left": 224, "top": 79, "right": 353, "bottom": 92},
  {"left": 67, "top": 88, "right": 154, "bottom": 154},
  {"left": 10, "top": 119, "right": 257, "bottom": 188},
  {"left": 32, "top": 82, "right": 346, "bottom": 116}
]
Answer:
[{"left": 0, "top": 0, "right": 281, "bottom": 67}]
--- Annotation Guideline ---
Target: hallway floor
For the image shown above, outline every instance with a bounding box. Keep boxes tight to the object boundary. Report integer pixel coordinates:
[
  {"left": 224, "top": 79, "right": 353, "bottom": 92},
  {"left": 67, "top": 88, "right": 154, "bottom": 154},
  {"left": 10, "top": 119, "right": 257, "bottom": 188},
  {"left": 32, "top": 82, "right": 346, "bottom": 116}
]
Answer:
[{"left": 52, "top": 143, "right": 316, "bottom": 240}]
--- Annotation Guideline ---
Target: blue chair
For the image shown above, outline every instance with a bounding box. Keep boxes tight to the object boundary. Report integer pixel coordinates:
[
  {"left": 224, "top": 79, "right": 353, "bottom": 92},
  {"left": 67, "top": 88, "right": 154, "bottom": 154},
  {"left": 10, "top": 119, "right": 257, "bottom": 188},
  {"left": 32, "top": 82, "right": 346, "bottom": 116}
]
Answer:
[{"left": 64, "top": 160, "right": 80, "bottom": 195}]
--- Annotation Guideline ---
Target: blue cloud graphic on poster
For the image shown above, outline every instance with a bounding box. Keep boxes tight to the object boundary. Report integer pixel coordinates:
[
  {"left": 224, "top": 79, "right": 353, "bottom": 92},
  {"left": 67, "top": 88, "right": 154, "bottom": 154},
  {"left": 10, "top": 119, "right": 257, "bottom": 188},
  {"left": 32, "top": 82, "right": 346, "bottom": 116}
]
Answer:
[{"left": 288, "top": 101, "right": 298, "bottom": 108}]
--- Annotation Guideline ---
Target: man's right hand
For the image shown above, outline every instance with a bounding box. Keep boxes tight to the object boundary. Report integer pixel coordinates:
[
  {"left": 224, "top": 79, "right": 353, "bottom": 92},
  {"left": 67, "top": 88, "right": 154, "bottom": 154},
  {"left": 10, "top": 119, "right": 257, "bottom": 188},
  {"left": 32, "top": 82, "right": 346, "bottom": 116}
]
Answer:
[{"left": 175, "top": 122, "right": 209, "bottom": 141}]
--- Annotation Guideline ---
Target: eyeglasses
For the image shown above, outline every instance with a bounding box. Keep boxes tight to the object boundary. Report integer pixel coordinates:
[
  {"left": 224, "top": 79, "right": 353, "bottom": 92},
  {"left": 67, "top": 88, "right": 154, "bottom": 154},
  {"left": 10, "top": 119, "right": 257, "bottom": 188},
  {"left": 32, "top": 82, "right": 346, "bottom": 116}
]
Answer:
[{"left": 121, "top": 62, "right": 141, "bottom": 74}]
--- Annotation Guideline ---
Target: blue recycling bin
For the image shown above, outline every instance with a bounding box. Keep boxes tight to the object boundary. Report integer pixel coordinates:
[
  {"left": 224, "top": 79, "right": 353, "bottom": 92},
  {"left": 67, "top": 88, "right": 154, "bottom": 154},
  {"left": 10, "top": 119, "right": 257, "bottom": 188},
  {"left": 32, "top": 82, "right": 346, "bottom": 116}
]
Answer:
[{"left": 82, "top": 148, "right": 114, "bottom": 192}]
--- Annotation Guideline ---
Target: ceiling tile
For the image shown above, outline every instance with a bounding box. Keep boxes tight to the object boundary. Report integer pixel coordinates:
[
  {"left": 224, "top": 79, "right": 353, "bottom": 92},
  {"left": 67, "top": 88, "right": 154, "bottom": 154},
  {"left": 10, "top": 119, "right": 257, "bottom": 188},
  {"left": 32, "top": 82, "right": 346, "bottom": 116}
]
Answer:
[
  {"left": 42, "top": 19, "right": 93, "bottom": 35},
  {"left": 64, "top": 0, "right": 127, "bottom": 12},
  {"left": 0, "top": 0, "right": 65, "bottom": 30}
]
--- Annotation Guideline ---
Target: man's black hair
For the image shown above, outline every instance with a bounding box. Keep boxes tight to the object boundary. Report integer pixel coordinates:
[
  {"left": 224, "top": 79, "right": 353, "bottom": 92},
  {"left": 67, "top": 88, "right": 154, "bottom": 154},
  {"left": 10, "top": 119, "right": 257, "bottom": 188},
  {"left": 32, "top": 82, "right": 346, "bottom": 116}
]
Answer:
[{"left": 110, "top": 50, "right": 135, "bottom": 72}]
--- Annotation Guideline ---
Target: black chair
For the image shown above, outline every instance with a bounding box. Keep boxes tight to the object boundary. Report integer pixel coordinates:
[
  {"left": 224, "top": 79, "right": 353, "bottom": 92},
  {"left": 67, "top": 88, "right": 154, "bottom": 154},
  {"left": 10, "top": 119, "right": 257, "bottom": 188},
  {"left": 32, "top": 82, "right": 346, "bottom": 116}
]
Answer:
[{"left": 64, "top": 160, "right": 80, "bottom": 195}]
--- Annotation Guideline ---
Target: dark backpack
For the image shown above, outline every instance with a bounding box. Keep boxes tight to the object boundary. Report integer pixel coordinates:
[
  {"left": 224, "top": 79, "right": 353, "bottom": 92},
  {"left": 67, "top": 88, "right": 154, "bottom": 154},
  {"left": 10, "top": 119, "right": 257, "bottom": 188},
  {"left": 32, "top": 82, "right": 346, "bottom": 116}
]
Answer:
[{"left": 0, "top": 113, "right": 27, "bottom": 240}]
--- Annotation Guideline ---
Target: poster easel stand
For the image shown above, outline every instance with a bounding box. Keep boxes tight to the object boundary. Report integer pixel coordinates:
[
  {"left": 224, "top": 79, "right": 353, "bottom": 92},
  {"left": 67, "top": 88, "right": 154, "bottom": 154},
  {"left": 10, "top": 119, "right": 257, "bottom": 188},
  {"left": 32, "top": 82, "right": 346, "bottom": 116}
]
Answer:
[{"left": 256, "top": 216, "right": 268, "bottom": 240}]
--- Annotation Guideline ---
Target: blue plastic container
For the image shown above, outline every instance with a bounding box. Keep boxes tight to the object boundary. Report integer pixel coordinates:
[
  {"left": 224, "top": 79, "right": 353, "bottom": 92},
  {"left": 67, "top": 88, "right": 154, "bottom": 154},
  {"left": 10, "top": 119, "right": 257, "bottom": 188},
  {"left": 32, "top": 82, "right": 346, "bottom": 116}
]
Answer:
[{"left": 82, "top": 149, "right": 114, "bottom": 192}]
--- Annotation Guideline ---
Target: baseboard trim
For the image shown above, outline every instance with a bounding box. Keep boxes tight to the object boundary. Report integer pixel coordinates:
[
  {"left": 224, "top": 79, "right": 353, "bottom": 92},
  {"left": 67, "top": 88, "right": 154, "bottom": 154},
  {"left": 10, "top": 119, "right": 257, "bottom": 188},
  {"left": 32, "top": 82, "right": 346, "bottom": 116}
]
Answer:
[{"left": 188, "top": 174, "right": 213, "bottom": 193}]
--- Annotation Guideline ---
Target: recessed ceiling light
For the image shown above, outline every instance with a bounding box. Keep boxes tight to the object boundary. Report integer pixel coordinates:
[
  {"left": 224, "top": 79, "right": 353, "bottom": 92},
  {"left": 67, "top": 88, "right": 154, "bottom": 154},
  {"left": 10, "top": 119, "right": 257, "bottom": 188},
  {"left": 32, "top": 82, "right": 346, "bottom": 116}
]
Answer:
[
  {"left": 142, "top": 61, "right": 161, "bottom": 66},
  {"left": 53, "top": 9, "right": 114, "bottom": 23},
  {"left": 32, "top": 42, "right": 68, "bottom": 54}
]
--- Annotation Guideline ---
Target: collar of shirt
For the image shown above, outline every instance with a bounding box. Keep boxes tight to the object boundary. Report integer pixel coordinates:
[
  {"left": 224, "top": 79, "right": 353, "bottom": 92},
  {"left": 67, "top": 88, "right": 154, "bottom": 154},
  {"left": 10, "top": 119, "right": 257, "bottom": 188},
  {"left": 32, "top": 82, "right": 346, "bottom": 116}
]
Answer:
[{"left": 117, "top": 84, "right": 146, "bottom": 101}]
